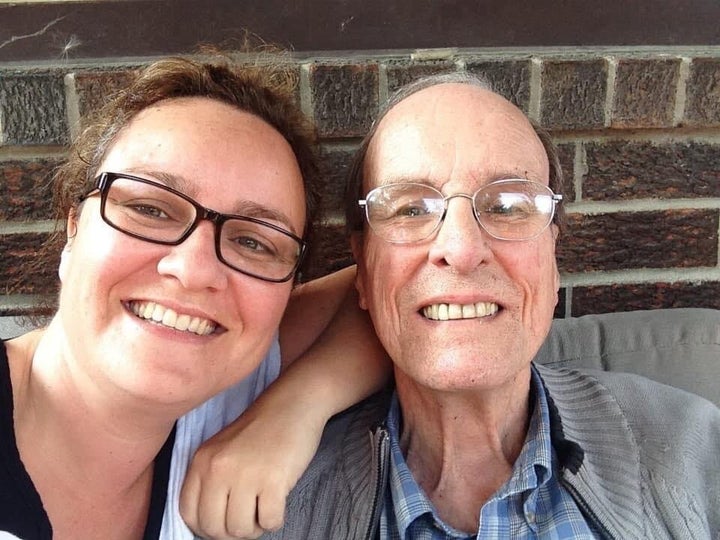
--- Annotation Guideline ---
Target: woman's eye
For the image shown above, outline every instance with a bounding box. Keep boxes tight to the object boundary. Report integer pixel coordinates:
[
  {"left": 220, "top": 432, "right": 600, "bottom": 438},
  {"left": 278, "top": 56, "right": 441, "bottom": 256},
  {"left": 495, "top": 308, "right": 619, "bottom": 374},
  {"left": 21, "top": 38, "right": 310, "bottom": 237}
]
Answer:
[
  {"left": 127, "top": 204, "right": 168, "bottom": 218},
  {"left": 238, "top": 237, "right": 264, "bottom": 251},
  {"left": 232, "top": 235, "right": 278, "bottom": 256}
]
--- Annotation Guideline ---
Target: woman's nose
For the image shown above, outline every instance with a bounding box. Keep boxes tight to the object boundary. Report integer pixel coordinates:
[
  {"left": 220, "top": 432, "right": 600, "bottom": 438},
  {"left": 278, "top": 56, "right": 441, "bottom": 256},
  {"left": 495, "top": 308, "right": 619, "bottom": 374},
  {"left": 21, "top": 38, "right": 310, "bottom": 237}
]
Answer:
[{"left": 156, "top": 221, "right": 229, "bottom": 291}]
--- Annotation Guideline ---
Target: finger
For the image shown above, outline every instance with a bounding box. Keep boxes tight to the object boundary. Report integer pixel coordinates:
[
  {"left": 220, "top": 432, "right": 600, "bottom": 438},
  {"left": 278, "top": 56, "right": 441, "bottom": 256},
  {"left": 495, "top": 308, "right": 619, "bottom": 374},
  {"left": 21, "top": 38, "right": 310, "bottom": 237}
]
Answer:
[
  {"left": 179, "top": 471, "right": 202, "bottom": 533},
  {"left": 194, "top": 485, "right": 235, "bottom": 540},
  {"left": 256, "top": 486, "right": 287, "bottom": 532},
  {"left": 225, "top": 489, "right": 264, "bottom": 539}
]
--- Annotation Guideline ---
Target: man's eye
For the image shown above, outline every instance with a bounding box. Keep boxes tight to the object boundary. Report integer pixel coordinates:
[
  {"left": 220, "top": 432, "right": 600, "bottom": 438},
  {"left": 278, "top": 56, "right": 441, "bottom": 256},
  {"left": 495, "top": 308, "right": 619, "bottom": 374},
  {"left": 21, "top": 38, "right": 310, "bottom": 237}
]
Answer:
[
  {"left": 396, "top": 205, "right": 429, "bottom": 217},
  {"left": 487, "top": 203, "right": 533, "bottom": 217}
]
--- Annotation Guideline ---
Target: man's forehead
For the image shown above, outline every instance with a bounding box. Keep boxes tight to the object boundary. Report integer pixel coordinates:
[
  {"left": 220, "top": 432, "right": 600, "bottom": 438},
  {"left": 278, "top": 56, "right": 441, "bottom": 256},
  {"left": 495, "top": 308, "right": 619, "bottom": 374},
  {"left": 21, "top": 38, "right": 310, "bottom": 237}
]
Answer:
[{"left": 364, "top": 83, "right": 547, "bottom": 185}]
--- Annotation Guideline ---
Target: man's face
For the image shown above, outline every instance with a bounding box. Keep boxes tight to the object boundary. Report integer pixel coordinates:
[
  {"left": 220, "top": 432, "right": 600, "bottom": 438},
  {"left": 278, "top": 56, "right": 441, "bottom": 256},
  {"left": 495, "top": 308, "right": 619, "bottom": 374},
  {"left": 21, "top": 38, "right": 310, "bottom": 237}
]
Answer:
[{"left": 353, "top": 83, "right": 560, "bottom": 394}]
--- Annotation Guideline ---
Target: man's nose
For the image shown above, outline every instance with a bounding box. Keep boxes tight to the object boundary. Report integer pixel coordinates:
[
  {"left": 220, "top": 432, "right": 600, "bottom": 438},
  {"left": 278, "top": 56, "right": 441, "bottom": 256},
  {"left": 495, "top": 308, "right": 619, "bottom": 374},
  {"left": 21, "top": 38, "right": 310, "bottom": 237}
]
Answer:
[
  {"left": 427, "top": 196, "right": 494, "bottom": 272},
  {"left": 156, "top": 220, "right": 229, "bottom": 291}
]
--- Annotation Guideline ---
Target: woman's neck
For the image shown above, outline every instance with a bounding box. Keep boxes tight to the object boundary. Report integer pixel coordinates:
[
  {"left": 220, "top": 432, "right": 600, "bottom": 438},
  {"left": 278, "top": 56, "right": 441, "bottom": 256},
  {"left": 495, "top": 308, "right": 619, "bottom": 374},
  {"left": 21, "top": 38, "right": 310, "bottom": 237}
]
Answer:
[{"left": 6, "top": 324, "right": 176, "bottom": 539}]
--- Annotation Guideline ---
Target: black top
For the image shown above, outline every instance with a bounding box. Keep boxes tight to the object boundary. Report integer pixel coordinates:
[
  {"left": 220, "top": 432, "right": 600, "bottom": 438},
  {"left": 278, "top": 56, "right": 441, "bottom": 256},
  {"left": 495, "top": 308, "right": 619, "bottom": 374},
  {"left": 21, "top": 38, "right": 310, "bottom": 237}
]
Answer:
[{"left": 0, "top": 340, "right": 175, "bottom": 539}]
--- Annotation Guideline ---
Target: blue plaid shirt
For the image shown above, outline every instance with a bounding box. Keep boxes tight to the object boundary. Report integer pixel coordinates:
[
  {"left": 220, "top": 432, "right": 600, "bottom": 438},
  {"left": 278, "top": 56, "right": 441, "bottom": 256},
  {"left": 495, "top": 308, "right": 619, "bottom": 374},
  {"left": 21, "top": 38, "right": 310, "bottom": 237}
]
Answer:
[{"left": 379, "top": 368, "right": 601, "bottom": 539}]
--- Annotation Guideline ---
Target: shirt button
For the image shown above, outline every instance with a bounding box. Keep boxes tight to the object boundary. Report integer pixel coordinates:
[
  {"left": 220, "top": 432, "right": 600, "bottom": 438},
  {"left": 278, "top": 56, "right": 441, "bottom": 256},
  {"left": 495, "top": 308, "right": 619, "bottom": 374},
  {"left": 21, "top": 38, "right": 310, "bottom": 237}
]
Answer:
[{"left": 526, "top": 511, "right": 536, "bottom": 524}]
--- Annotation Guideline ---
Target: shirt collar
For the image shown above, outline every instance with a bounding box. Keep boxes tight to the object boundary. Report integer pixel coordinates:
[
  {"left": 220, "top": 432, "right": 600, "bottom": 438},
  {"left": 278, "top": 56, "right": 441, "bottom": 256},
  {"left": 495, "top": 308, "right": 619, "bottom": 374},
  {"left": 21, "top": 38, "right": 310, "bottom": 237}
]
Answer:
[{"left": 384, "top": 366, "right": 555, "bottom": 537}]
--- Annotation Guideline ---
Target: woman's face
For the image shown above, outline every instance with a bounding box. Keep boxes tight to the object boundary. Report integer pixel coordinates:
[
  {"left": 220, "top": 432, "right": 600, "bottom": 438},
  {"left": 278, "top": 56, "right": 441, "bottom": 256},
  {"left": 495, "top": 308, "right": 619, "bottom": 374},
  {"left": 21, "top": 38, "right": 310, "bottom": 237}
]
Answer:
[{"left": 57, "top": 97, "right": 306, "bottom": 410}]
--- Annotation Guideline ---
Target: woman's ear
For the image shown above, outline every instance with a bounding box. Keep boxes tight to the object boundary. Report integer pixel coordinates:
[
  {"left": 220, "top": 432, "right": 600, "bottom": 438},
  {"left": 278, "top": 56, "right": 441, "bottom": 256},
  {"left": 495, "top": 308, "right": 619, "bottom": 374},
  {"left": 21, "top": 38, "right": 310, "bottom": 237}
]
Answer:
[{"left": 59, "top": 208, "right": 78, "bottom": 282}]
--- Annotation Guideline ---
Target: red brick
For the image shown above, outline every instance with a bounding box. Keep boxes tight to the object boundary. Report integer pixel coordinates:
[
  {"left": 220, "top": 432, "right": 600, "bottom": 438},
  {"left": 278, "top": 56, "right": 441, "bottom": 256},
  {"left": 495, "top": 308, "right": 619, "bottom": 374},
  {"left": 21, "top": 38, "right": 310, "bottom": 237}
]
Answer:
[
  {"left": 0, "top": 158, "right": 62, "bottom": 220},
  {"left": 555, "top": 143, "right": 576, "bottom": 201},
  {"left": 557, "top": 210, "right": 718, "bottom": 273},
  {"left": 611, "top": 58, "right": 680, "bottom": 128},
  {"left": 74, "top": 68, "right": 138, "bottom": 121},
  {"left": 584, "top": 141, "right": 720, "bottom": 200},
  {"left": 0, "top": 232, "right": 59, "bottom": 295},
  {"left": 540, "top": 59, "right": 607, "bottom": 130},
  {"left": 467, "top": 59, "right": 532, "bottom": 113},
  {"left": 315, "top": 144, "right": 358, "bottom": 219},
  {"left": 685, "top": 58, "right": 720, "bottom": 126},
  {"left": 571, "top": 281, "right": 720, "bottom": 316},
  {"left": 310, "top": 63, "right": 379, "bottom": 138},
  {"left": 387, "top": 61, "right": 456, "bottom": 94},
  {"left": 299, "top": 222, "right": 353, "bottom": 282},
  {"left": 0, "top": 70, "right": 69, "bottom": 146}
]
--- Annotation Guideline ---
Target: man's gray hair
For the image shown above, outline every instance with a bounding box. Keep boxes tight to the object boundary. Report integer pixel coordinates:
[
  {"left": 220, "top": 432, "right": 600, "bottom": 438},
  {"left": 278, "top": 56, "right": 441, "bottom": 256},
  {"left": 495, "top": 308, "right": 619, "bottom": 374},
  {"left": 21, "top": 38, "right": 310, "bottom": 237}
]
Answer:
[
  {"left": 344, "top": 71, "right": 565, "bottom": 236},
  {"left": 380, "top": 72, "right": 494, "bottom": 123}
]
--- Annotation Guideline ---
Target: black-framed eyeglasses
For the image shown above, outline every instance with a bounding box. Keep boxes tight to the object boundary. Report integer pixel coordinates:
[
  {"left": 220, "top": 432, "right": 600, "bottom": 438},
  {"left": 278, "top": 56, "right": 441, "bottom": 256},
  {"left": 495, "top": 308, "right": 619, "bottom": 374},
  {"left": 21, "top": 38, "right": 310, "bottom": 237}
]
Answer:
[
  {"left": 358, "top": 179, "right": 562, "bottom": 244},
  {"left": 84, "top": 172, "right": 306, "bottom": 283}
]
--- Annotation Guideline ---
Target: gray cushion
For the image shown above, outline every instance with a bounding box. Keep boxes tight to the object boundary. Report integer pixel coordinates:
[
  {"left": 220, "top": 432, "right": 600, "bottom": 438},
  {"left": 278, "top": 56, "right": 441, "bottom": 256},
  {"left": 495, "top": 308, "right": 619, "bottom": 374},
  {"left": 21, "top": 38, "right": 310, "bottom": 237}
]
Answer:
[
  {"left": 0, "top": 317, "right": 26, "bottom": 340},
  {"left": 536, "top": 308, "right": 720, "bottom": 407}
]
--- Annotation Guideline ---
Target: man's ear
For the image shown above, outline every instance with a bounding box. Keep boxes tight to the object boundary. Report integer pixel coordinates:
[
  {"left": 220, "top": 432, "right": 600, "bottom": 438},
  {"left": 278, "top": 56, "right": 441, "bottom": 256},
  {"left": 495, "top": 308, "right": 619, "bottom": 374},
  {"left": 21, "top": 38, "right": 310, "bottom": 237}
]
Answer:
[
  {"left": 58, "top": 208, "right": 78, "bottom": 282},
  {"left": 350, "top": 233, "right": 368, "bottom": 311},
  {"left": 550, "top": 224, "right": 561, "bottom": 292}
]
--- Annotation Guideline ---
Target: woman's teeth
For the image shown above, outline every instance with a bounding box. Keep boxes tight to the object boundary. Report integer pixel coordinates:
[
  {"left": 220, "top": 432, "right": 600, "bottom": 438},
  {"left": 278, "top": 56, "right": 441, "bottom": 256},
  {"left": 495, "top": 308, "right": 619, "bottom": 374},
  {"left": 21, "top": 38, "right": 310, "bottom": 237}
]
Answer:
[
  {"left": 129, "top": 301, "right": 217, "bottom": 335},
  {"left": 422, "top": 302, "right": 499, "bottom": 321}
]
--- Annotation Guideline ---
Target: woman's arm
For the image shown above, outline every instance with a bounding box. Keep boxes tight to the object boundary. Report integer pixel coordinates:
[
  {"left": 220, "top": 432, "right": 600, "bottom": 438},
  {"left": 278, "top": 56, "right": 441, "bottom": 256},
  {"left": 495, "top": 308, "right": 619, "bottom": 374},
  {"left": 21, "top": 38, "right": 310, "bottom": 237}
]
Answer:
[{"left": 180, "top": 265, "right": 390, "bottom": 539}]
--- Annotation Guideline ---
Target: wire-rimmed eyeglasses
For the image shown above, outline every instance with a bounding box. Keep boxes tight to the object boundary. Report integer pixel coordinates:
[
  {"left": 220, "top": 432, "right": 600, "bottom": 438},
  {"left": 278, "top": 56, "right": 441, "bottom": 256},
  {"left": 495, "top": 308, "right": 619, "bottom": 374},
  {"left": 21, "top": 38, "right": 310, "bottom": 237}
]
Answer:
[
  {"left": 83, "top": 172, "right": 306, "bottom": 283},
  {"left": 358, "top": 179, "right": 562, "bottom": 244}
]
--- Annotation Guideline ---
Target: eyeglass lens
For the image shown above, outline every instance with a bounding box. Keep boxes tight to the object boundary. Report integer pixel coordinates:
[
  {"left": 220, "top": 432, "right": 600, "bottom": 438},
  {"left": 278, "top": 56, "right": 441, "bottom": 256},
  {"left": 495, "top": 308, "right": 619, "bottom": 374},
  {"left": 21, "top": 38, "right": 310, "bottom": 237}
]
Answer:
[
  {"left": 364, "top": 180, "right": 557, "bottom": 243},
  {"left": 100, "top": 175, "right": 302, "bottom": 281}
]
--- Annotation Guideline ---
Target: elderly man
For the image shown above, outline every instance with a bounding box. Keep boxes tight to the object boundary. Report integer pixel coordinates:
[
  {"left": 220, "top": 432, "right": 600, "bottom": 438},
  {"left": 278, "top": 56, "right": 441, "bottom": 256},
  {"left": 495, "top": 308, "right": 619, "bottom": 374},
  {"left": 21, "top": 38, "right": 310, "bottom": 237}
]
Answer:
[{"left": 263, "top": 74, "right": 720, "bottom": 539}]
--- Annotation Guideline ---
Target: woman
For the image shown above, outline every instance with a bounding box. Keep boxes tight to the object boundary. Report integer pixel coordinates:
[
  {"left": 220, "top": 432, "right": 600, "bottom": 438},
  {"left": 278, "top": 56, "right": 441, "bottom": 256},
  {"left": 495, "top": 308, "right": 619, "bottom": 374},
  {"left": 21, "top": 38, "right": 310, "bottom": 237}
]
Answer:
[{"left": 1, "top": 55, "right": 386, "bottom": 539}]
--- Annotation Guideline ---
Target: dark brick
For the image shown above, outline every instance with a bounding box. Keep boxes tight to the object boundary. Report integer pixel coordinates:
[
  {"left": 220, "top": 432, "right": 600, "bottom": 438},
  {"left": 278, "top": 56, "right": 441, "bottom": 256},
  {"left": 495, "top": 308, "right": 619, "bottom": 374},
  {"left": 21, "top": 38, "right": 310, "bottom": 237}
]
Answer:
[
  {"left": 0, "top": 70, "right": 68, "bottom": 146},
  {"left": 611, "top": 58, "right": 680, "bottom": 128},
  {"left": 74, "top": 68, "right": 137, "bottom": 121},
  {"left": 0, "top": 232, "right": 59, "bottom": 295},
  {"left": 555, "top": 142, "right": 576, "bottom": 201},
  {"left": 584, "top": 141, "right": 720, "bottom": 200},
  {"left": 0, "top": 158, "right": 62, "bottom": 220},
  {"left": 387, "top": 61, "right": 456, "bottom": 95},
  {"left": 315, "top": 144, "right": 358, "bottom": 218},
  {"left": 310, "top": 63, "right": 379, "bottom": 138},
  {"left": 553, "top": 287, "right": 567, "bottom": 319},
  {"left": 571, "top": 281, "right": 720, "bottom": 316},
  {"left": 0, "top": 306, "right": 52, "bottom": 320},
  {"left": 685, "top": 58, "right": 720, "bottom": 126},
  {"left": 299, "top": 222, "right": 353, "bottom": 282},
  {"left": 557, "top": 210, "right": 718, "bottom": 273},
  {"left": 540, "top": 59, "right": 607, "bottom": 130},
  {"left": 467, "top": 59, "right": 532, "bottom": 113}
]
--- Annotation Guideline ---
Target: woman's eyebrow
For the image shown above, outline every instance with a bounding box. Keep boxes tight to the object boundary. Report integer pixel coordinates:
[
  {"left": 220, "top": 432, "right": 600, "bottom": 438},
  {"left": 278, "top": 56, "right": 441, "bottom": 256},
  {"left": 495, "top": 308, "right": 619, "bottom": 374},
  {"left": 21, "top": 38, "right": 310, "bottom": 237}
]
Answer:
[
  {"left": 231, "top": 201, "right": 298, "bottom": 234},
  {"left": 123, "top": 167, "right": 299, "bottom": 234},
  {"left": 124, "top": 168, "right": 197, "bottom": 195}
]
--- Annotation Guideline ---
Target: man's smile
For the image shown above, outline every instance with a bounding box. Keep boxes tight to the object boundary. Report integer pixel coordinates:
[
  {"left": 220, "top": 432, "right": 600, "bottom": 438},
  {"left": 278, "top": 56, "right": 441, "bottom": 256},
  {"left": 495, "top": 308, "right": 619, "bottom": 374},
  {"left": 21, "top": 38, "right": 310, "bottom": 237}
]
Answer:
[{"left": 421, "top": 301, "right": 499, "bottom": 321}]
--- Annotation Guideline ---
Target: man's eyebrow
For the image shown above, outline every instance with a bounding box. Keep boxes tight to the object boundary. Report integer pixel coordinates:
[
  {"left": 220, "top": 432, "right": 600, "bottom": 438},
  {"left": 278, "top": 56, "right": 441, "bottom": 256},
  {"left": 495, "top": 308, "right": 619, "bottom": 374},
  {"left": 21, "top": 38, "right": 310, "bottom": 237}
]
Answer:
[
  {"left": 377, "top": 175, "right": 430, "bottom": 185},
  {"left": 124, "top": 168, "right": 299, "bottom": 234}
]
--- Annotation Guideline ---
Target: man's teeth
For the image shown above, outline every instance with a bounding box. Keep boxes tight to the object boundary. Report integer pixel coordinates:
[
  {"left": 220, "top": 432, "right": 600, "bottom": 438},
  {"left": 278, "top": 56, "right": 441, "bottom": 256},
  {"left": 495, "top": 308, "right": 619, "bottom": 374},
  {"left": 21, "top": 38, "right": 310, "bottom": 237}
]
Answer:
[
  {"left": 130, "top": 301, "right": 216, "bottom": 335},
  {"left": 422, "top": 302, "right": 499, "bottom": 321}
]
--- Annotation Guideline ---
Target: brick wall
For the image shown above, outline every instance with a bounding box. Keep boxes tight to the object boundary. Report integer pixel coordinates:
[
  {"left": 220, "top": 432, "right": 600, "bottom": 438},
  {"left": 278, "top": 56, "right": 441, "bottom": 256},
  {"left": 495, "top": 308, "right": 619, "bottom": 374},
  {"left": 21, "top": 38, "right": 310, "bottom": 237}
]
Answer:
[{"left": 2, "top": 47, "right": 720, "bottom": 318}]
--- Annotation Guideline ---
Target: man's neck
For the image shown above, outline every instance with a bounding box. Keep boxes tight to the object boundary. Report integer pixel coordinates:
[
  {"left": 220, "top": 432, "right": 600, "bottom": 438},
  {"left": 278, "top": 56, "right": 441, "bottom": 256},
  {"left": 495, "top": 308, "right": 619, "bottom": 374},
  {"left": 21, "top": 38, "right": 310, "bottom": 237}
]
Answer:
[{"left": 394, "top": 367, "right": 532, "bottom": 532}]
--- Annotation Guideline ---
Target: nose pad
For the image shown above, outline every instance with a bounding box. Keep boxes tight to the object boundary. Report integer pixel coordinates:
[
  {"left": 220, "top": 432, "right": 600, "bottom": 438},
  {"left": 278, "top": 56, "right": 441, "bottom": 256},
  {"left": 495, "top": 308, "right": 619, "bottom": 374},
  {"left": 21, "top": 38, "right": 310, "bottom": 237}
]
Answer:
[
  {"left": 428, "top": 196, "right": 493, "bottom": 271},
  {"left": 156, "top": 221, "right": 228, "bottom": 291}
]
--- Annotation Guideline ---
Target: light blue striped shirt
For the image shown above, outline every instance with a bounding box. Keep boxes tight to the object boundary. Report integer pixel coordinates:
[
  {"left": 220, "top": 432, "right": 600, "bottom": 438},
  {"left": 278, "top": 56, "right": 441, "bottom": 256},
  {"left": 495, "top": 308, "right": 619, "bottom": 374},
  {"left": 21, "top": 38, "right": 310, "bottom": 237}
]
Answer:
[{"left": 379, "top": 368, "right": 600, "bottom": 539}]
